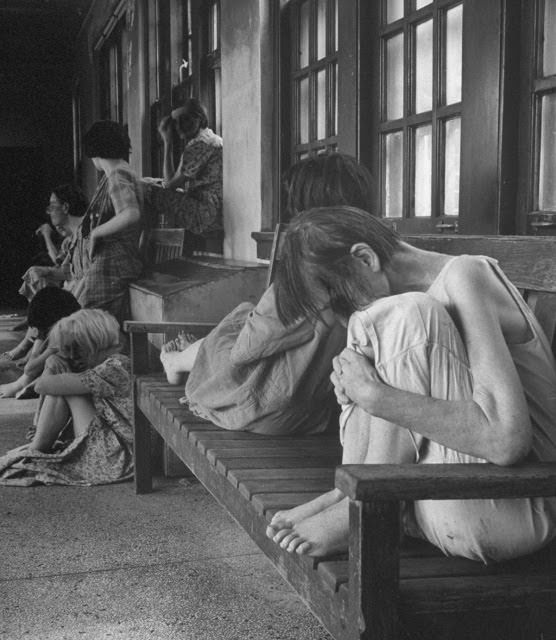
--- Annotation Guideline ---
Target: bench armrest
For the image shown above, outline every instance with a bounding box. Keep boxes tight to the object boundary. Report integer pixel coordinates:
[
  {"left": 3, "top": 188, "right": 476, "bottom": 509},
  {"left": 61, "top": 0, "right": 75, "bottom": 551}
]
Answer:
[
  {"left": 124, "top": 320, "right": 217, "bottom": 336},
  {"left": 335, "top": 462, "right": 556, "bottom": 501}
]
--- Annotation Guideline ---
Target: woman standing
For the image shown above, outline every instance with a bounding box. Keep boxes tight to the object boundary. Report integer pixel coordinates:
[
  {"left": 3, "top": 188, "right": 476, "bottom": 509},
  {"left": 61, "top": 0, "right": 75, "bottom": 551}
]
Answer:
[{"left": 76, "top": 120, "right": 144, "bottom": 325}]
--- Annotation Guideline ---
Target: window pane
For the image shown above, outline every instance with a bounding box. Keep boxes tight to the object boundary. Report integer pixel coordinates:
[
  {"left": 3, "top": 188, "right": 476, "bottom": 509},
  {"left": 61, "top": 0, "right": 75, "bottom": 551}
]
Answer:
[
  {"left": 317, "top": 0, "right": 327, "bottom": 59},
  {"left": 386, "top": 33, "right": 404, "bottom": 120},
  {"left": 415, "top": 20, "right": 433, "bottom": 113},
  {"left": 384, "top": 131, "right": 404, "bottom": 217},
  {"left": 444, "top": 117, "right": 461, "bottom": 215},
  {"left": 298, "top": 76, "right": 309, "bottom": 143},
  {"left": 317, "top": 69, "right": 326, "bottom": 139},
  {"left": 414, "top": 124, "right": 432, "bottom": 216},
  {"left": 299, "top": 0, "right": 310, "bottom": 68},
  {"left": 544, "top": 0, "right": 556, "bottom": 77},
  {"left": 539, "top": 93, "right": 556, "bottom": 210},
  {"left": 334, "top": 0, "right": 338, "bottom": 52},
  {"left": 386, "top": 0, "right": 404, "bottom": 23},
  {"left": 416, "top": 0, "right": 432, "bottom": 9},
  {"left": 445, "top": 4, "right": 463, "bottom": 105},
  {"left": 331, "top": 61, "right": 338, "bottom": 136}
]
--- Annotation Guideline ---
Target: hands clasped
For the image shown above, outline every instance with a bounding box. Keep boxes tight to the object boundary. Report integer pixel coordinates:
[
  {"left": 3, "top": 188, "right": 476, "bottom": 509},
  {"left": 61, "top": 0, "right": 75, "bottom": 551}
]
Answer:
[{"left": 331, "top": 346, "right": 384, "bottom": 412}]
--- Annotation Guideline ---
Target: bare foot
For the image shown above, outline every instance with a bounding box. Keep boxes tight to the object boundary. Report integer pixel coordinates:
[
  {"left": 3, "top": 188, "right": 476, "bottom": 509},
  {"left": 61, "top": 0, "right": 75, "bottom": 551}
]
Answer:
[
  {"left": 265, "top": 489, "right": 344, "bottom": 539},
  {"left": 271, "top": 498, "right": 350, "bottom": 557},
  {"left": 0, "top": 380, "right": 24, "bottom": 398},
  {"left": 160, "top": 333, "right": 198, "bottom": 385}
]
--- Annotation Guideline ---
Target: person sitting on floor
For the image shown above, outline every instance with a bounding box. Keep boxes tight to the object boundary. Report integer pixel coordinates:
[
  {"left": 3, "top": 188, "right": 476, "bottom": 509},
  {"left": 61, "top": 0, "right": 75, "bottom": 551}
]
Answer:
[
  {"left": 0, "top": 287, "right": 80, "bottom": 399},
  {"left": 264, "top": 206, "right": 556, "bottom": 563},
  {"left": 0, "top": 308, "right": 133, "bottom": 486},
  {"left": 18, "top": 183, "right": 89, "bottom": 303},
  {"left": 158, "top": 153, "right": 376, "bottom": 436}
]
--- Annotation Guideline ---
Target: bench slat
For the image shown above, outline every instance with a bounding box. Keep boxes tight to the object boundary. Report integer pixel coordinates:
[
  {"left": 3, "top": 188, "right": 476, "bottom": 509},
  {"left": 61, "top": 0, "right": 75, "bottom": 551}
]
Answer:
[
  {"left": 228, "top": 467, "right": 335, "bottom": 488},
  {"left": 238, "top": 476, "right": 335, "bottom": 500},
  {"left": 251, "top": 491, "right": 327, "bottom": 515}
]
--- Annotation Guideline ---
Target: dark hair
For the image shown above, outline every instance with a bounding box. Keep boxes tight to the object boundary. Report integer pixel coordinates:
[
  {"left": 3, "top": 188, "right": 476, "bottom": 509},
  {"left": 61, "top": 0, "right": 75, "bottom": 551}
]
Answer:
[
  {"left": 282, "top": 153, "right": 376, "bottom": 221},
  {"left": 82, "top": 120, "right": 131, "bottom": 160},
  {"left": 27, "top": 287, "right": 81, "bottom": 339},
  {"left": 174, "top": 98, "right": 209, "bottom": 139},
  {"left": 275, "top": 206, "right": 401, "bottom": 324},
  {"left": 51, "top": 183, "right": 88, "bottom": 218}
]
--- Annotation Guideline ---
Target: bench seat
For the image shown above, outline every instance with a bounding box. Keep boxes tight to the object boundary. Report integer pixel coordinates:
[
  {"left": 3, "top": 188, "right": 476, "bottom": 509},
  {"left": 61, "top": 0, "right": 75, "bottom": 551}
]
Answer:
[{"left": 134, "top": 374, "right": 556, "bottom": 639}]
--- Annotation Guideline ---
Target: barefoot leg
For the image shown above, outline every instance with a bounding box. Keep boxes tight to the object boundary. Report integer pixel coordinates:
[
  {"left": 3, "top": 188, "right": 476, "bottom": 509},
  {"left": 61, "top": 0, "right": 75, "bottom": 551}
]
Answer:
[
  {"left": 65, "top": 395, "right": 96, "bottom": 437},
  {"left": 160, "top": 338, "right": 204, "bottom": 384},
  {"left": 277, "top": 497, "right": 351, "bottom": 557},
  {"left": 30, "top": 395, "right": 70, "bottom": 452}
]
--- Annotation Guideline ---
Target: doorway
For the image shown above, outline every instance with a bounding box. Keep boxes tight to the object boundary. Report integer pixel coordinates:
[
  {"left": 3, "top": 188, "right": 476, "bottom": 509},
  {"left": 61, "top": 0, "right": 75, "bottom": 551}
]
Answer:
[{"left": 0, "top": 147, "right": 46, "bottom": 307}]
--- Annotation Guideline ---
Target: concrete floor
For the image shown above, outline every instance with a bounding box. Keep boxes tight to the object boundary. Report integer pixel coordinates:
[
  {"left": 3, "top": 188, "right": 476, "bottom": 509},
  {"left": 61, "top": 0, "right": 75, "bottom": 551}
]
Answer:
[{"left": 0, "top": 314, "right": 332, "bottom": 640}]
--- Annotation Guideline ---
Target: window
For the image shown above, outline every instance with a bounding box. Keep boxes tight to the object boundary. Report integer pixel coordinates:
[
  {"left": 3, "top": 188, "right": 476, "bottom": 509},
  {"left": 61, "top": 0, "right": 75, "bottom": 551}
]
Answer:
[
  {"left": 378, "top": 0, "right": 462, "bottom": 232},
  {"left": 284, "top": 0, "right": 338, "bottom": 165},
  {"left": 521, "top": 0, "right": 556, "bottom": 234},
  {"left": 98, "top": 15, "right": 126, "bottom": 123},
  {"left": 201, "top": 0, "right": 221, "bottom": 135}
]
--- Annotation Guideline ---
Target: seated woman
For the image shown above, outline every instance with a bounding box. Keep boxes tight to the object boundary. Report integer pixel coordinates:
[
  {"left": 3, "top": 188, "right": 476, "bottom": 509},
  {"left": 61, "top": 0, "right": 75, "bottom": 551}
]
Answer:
[
  {"left": 159, "top": 153, "right": 375, "bottom": 436},
  {"left": 0, "top": 309, "right": 133, "bottom": 486},
  {"left": 265, "top": 206, "right": 556, "bottom": 563},
  {"left": 75, "top": 121, "right": 144, "bottom": 325},
  {"left": 0, "top": 287, "right": 80, "bottom": 399},
  {"left": 148, "top": 98, "right": 223, "bottom": 236},
  {"left": 18, "top": 183, "right": 88, "bottom": 303}
]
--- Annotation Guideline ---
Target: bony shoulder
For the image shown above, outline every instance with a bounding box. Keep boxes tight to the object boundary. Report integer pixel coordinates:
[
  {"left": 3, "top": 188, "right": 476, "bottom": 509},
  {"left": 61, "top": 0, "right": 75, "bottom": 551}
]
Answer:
[{"left": 443, "top": 255, "right": 493, "bottom": 291}]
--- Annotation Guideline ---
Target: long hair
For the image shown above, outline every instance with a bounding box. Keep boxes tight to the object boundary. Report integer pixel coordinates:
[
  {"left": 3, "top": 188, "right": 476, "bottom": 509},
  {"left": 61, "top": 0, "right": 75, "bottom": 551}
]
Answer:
[
  {"left": 48, "top": 309, "right": 120, "bottom": 371},
  {"left": 51, "top": 183, "right": 88, "bottom": 218},
  {"left": 275, "top": 206, "right": 400, "bottom": 324},
  {"left": 282, "top": 153, "right": 376, "bottom": 221}
]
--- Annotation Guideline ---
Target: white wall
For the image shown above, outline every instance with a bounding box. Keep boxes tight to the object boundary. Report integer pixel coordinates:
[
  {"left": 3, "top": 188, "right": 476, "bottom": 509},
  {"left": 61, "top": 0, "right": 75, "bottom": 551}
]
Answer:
[{"left": 220, "top": 0, "right": 267, "bottom": 261}]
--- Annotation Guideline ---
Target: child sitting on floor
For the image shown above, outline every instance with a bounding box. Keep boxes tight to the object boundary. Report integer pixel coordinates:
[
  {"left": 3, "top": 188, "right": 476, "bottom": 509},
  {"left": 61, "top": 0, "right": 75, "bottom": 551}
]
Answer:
[
  {"left": 0, "top": 309, "right": 133, "bottom": 486},
  {"left": 158, "top": 153, "right": 377, "bottom": 436},
  {"left": 0, "top": 287, "right": 81, "bottom": 399}
]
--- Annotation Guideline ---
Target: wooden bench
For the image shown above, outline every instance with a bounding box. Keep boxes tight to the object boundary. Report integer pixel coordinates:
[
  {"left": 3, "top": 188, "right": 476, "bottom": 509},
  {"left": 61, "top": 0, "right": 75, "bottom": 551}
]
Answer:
[{"left": 124, "top": 234, "right": 556, "bottom": 640}]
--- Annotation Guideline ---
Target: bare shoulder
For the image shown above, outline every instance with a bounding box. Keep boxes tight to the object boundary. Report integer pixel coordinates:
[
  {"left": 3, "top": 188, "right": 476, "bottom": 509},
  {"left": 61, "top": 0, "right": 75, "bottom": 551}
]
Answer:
[{"left": 442, "top": 255, "right": 496, "bottom": 299}]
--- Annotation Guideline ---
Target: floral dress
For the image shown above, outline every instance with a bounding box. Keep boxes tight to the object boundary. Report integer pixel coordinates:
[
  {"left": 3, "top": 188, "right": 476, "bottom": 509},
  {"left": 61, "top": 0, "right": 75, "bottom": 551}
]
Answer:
[
  {"left": 148, "top": 127, "right": 223, "bottom": 234},
  {"left": 0, "top": 354, "right": 133, "bottom": 486}
]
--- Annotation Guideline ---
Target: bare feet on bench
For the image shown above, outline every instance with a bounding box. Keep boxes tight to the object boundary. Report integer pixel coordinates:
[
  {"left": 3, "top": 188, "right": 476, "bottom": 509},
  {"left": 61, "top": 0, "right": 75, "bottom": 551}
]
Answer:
[
  {"left": 266, "top": 489, "right": 346, "bottom": 556},
  {"left": 160, "top": 333, "right": 200, "bottom": 385},
  {"left": 269, "top": 497, "right": 350, "bottom": 557}
]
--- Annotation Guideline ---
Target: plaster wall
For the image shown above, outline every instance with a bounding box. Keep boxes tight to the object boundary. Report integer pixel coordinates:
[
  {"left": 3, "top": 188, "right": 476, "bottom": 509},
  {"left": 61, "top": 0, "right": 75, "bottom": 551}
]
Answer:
[{"left": 220, "top": 0, "right": 266, "bottom": 261}]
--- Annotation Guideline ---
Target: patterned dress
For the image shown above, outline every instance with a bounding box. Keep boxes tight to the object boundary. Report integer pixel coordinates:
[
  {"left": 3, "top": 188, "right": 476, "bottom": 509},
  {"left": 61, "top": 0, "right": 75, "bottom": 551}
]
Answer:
[
  {"left": 148, "top": 127, "right": 223, "bottom": 234},
  {"left": 67, "top": 165, "right": 144, "bottom": 325},
  {"left": 0, "top": 354, "right": 133, "bottom": 486}
]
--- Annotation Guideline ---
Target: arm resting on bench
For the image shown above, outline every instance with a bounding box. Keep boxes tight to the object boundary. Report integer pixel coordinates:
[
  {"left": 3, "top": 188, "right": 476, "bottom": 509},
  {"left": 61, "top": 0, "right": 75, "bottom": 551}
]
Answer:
[{"left": 336, "top": 462, "right": 556, "bottom": 501}]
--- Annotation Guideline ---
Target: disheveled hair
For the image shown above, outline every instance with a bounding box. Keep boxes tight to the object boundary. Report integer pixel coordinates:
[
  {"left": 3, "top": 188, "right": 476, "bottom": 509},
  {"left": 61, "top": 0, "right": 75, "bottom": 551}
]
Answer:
[
  {"left": 27, "top": 287, "right": 81, "bottom": 339},
  {"left": 51, "top": 183, "right": 88, "bottom": 218},
  {"left": 282, "top": 152, "right": 376, "bottom": 221},
  {"left": 48, "top": 309, "right": 120, "bottom": 371},
  {"left": 82, "top": 120, "right": 131, "bottom": 160},
  {"left": 173, "top": 98, "right": 209, "bottom": 139},
  {"left": 275, "top": 206, "right": 401, "bottom": 324}
]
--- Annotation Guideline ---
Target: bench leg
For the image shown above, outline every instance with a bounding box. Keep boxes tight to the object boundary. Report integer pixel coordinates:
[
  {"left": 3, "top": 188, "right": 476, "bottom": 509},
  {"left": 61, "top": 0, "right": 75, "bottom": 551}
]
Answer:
[
  {"left": 348, "top": 499, "right": 400, "bottom": 640},
  {"left": 134, "top": 407, "right": 153, "bottom": 494}
]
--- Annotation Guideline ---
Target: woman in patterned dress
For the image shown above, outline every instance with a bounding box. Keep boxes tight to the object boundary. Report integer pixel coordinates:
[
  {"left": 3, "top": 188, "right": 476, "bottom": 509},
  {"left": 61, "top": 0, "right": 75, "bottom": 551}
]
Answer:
[
  {"left": 0, "top": 309, "right": 133, "bottom": 486},
  {"left": 152, "top": 98, "right": 223, "bottom": 234},
  {"left": 74, "top": 120, "right": 144, "bottom": 326}
]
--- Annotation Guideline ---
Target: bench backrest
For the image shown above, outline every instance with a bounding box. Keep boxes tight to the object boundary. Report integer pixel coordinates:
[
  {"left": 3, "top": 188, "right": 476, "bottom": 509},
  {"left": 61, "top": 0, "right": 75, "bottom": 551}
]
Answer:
[
  {"left": 406, "top": 235, "right": 556, "bottom": 354},
  {"left": 143, "top": 227, "right": 186, "bottom": 265}
]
